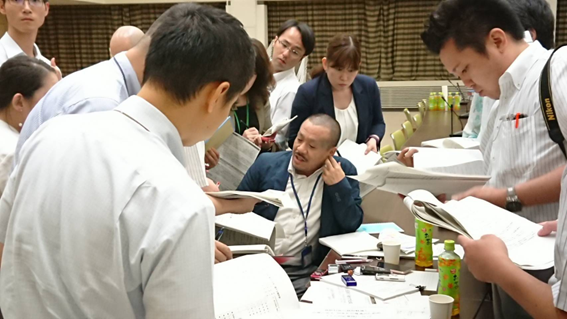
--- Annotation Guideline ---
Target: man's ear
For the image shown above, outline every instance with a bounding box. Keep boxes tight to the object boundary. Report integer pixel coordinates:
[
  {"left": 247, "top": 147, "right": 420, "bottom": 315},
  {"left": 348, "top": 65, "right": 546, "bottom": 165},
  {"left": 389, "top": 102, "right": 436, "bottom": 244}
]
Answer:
[
  {"left": 488, "top": 28, "right": 508, "bottom": 53},
  {"left": 205, "top": 81, "right": 231, "bottom": 114},
  {"left": 328, "top": 146, "right": 337, "bottom": 157},
  {"left": 0, "top": 1, "right": 6, "bottom": 15},
  {"left": 44, "top": 1, "right": 50, "bottom": 16},
  {"left": 322, "top": 57, "right": 328, "bottom": 71}
]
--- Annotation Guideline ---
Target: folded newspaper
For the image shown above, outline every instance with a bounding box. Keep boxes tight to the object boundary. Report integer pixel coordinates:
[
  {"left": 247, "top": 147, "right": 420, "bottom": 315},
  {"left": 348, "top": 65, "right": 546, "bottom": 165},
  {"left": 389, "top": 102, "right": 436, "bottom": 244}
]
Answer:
[
  {"left": 207, "top": 189, "right": 292, "bottom": 208},
  {"left": 404, "top": 190, "right": 555, "bottom": 270}
]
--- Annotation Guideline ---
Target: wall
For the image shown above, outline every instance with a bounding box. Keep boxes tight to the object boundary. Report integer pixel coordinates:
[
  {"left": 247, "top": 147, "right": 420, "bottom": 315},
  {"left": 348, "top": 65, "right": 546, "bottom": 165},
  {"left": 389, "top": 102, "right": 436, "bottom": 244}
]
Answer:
[
  {"left": 226, "top": 0, "right": 268, "bottom": 45},
  {"left": 0, "top": 15, "right": 6, "bottom": 36}
]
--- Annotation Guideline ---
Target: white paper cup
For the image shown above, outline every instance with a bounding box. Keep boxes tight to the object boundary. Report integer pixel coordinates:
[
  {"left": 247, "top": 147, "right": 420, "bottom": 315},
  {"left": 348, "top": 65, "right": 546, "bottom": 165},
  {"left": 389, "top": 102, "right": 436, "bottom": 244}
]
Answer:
[
  {"left": 382, "top": 240, "right": 401, "bottom": 265},
  {"left": 429, "top": 294, "right": 454, "bottom": 319}
]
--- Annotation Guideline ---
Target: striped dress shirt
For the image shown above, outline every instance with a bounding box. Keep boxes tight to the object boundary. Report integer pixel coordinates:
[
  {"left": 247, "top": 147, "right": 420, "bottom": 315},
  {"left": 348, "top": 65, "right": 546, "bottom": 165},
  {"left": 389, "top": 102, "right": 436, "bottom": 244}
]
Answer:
[{"left": 480, "top": 42, "right": 567, "bottom": 223}]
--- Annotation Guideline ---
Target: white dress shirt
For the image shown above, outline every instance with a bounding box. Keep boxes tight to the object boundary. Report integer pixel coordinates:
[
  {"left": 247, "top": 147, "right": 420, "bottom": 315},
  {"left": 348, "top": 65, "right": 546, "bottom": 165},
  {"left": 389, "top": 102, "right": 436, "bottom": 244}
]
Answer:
[
  {"left": 480, "top": 41, "right": 567, "bottom": 223},
  {"left": 0, "top": 96, "right": 215, "bottom": 318},
  {"left": 555, "top": 167, "right": 567, "bottom": 311},
  {"left": 270, "top": 68, "right": 300, "bottom": 146},
  {"left": 274, "top": 158, "right": 324, "bottom": 257},
  {"left": 335, "top": 98, "right": 359, "bottom": 145},
  {"left": 15, "top": 52, "right": 207, "bottom": 187},
  {"left": 0, "top": 120, "right": 18, "bottom": 196},
  {"left": 0, "top": 32, "right": 50, "bottom": 66}
]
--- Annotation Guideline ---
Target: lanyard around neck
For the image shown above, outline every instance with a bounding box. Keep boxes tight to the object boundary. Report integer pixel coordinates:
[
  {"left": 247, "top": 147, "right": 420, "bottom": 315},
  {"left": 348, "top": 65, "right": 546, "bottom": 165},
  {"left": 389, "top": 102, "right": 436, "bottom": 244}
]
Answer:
[
  {"left": 289, "top": 173, "right": 322, "bottom": 245},
  {"left": 233, "top": 103, "right": 250, "bottom": 133}
]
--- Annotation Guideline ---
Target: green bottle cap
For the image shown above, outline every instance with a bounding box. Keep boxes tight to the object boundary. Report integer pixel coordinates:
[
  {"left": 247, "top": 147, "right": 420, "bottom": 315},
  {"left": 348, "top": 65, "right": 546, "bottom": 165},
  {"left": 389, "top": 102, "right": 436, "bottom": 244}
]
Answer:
[{"left": 444, "top": 240, "right": 455, "bottom": 251}]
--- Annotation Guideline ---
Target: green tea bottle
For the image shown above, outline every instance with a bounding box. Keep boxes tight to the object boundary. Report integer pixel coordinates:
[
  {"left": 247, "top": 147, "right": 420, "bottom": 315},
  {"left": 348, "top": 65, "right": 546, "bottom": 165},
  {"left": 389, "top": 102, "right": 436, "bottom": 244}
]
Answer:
[
  {"left": 429, "top": 92, "right": 436, "bottom": 111},
  {"left": 438, "top": 240, "right": 461, "bottom": 316},
  {"left": 454, "top": 92, "right": 462, "bottom": 111},
  {"left": 415, "top": 219, "right": 433, "bottom": 267}
]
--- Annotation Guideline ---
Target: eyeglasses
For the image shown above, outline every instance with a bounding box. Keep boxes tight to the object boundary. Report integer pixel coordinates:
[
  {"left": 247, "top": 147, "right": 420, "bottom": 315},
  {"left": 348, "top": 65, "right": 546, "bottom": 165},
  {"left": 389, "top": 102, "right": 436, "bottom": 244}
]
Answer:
[
  {"left": 7, "top": 0, "right": 45, "bottom": 7},
  {"left": 276, "top": 39, "right": 303, "bottom": 58}
]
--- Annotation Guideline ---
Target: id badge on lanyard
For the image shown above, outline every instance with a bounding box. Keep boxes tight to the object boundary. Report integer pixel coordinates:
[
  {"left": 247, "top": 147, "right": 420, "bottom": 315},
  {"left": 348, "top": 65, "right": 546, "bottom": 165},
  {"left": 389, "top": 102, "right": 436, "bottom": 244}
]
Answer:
[{"left": 290, "top": 173, "right": 321, "bottom": 268}]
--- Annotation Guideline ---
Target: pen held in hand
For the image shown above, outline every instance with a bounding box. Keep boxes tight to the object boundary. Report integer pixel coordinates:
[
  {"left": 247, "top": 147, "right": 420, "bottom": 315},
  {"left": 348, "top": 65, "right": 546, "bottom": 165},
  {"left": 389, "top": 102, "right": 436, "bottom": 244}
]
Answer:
[{"left": 215, "top": 227, "right": 225, "bottom": 241}]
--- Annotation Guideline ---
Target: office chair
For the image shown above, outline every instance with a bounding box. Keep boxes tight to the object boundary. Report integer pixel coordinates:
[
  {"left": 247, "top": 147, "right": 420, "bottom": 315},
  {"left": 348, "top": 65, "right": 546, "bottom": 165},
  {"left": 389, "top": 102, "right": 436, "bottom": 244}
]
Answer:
[
  {"left": 402, "top": 121, "right": 414, "bottom": 139},
  {"left": 390, "top": 129, "right": 406, "bottom": 150}
]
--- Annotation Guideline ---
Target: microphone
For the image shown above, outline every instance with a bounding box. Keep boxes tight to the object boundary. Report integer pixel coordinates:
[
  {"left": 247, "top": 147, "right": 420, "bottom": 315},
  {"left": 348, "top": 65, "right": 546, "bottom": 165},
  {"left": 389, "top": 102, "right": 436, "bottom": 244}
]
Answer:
[{"left": 441, "top": 95, "right": 464, "bottom": 137}]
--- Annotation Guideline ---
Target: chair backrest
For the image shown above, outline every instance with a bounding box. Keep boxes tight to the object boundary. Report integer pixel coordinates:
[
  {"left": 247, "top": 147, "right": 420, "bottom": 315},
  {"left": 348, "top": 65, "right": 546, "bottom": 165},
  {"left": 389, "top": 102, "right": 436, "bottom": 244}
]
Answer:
[
  {"left": 413, "top": 113, "right": 422, "bottom": 128},
  {"left": 422, "top": 98, "right": 427, "bottom": 106},
  {"left": 380, "top": 144, "right": 394, "bottom": 157},
  {"left": 402, "top": 120, "right": 414, "bottom": 138},
  {"left": 417, "top": 101, "right": 425, "bottom": 109},
  {"left": 403, "top": 109, "right": 417, "bottom": 129},
  {"left": 390, "top": 129, "right": 406, "bottom": 150},
  {"left": 418, "top": 103, "right": 425, "bottom": 118}
]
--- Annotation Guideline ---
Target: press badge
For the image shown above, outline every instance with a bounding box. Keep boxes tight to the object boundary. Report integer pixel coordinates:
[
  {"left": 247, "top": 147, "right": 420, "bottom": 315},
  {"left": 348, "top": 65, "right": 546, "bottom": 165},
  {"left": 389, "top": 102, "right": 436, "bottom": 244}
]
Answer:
[{"left": 301, "top": 245, "right": 313, "bottom": 267}]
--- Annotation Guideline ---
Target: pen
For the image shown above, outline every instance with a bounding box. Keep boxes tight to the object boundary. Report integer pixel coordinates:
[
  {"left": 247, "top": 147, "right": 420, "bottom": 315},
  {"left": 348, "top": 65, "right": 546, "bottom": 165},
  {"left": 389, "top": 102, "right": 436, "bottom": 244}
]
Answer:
[{"left": 215, "top": 227, "right": 225, "bottom": 241}]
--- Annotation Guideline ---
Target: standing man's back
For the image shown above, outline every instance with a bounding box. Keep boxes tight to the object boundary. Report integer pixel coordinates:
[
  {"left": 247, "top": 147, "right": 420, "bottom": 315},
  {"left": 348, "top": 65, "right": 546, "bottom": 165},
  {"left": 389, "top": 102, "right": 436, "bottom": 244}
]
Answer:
[{"left": 0, "top": 3, "right": 255, "bottom": 317}]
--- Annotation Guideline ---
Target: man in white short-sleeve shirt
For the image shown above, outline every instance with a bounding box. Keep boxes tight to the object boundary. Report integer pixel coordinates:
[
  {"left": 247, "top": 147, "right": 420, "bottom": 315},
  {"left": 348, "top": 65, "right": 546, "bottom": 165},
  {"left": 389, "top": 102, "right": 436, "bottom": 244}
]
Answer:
[{"left": 0, "top": 4, "right": 255, "bottom": 317}]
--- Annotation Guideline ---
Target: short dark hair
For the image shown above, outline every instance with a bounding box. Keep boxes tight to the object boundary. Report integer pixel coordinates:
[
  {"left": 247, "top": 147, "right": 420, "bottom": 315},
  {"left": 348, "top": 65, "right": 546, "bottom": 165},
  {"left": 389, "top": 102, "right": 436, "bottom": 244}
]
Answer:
[
  {"left": 276, "top": 19, "right": 315, "bottom": 56},
  {"left": 421, "top": 0, "right": 525, "bottom": 55},
  {"left": 505, "top": 0, "right": 555, "bottom": 49},
  {"left": 143, "top": 3, "right": 255, "bottom": 105},
  {"left": 0, "top": 55, "right": 55, "bottom": 110},
  {"left": 306, "top": 114, "right": 341, "bottom": 148},
  {"left": 247, "top": 39, "right": 275, "bottom": 111}
]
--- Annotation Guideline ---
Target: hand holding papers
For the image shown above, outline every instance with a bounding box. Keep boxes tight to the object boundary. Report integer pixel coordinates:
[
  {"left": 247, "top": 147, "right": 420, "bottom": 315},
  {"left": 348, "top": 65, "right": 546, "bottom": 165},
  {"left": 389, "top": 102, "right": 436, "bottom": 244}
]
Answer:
[
  {"left": 404, "top": 190, "right": 555, "bottom": 270},
  {"left": 348, "top": 161, "right": 489, "bottom": 197}
]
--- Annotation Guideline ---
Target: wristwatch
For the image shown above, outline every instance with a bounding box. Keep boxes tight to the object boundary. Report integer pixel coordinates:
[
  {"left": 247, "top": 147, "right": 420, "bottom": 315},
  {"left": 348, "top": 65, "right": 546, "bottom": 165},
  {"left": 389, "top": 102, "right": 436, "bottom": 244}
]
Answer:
[{"left": 505, "top": 187, "right": 523, "bottom": 212}]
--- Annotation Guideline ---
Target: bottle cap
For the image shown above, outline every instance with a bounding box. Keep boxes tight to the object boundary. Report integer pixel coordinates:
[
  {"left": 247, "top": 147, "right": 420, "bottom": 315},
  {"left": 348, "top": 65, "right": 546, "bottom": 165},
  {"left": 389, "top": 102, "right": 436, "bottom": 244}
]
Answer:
[{"left": 444, "top": 239, "right": 455, "bottom": 251}]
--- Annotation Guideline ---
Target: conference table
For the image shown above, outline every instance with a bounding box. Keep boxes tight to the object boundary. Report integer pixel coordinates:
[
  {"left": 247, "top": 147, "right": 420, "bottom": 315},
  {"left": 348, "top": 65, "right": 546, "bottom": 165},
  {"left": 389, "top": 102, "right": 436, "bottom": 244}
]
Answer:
[{"left": 318, "top": 110, "right": 494, "bottom": 318}]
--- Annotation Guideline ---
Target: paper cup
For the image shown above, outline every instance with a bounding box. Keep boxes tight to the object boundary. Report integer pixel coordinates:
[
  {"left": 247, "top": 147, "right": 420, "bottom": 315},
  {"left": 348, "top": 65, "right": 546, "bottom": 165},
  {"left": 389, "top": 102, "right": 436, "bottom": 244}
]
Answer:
[
  {"left": 382, "top": 240, "right": 401, "bottom": 265},
  {"left": 429, "top": 294, "right": 454, "bottom": 319}
]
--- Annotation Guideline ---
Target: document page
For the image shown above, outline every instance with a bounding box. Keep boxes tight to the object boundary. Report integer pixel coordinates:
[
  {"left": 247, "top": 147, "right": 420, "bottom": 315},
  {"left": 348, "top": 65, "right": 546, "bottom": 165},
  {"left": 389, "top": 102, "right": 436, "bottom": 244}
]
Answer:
[
  {"left": 337, "top": 140, "right": 381, "bottom": 173},
  {"left": 318, "top": 232, "right": 380, "bottom": 256},
  {"left": 207, "top": 132, "right": 260, "bottom": 191},
  {"left": 207, "top": 190, "right": 292, "bottom": 208},
  {"left": 263, "top": 116, "right": 298, "bottom": 137},
  {"left": 320, "top": 274, "right": 419, "bottom": 300},
  {"left": 206, "top": 116, "right": 234, "bottom": 151},
  {"left": 413, "top": 148, "right": 485, "bottom": 176},
  {"left": 421, "top": 137, "right": 480, "bottom": 150},
  {"left": 349, "top": 162, "right": 489, "bottom": 196},
  {"left": 215, "top": 213, "right": 275, "bottom": 242},
  {"left": 443, "top": 197, "right": 555, "bottom": 269},
  {"left": 214, "top": 254, "right": 298, "bottom": 319}
]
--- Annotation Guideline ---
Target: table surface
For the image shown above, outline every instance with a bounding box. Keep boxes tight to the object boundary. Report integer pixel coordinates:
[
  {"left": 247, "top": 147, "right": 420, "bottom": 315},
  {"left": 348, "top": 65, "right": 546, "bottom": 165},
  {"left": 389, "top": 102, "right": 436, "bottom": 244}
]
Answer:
[{"left": 317, "top": 109, "right": 494, "bottom": 318}]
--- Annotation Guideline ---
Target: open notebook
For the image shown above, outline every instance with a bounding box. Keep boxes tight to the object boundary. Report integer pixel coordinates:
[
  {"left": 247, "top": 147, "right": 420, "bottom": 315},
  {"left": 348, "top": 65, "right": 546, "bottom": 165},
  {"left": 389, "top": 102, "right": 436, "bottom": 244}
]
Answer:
[
  {"left": 404, "top": 190, "right": 555, "bottom": 270},
  {"left": 348, "top": 161, "right": 489, "bottom": 197},
  {"left": 215, "top": 213, "right": 283, "bottom": 249}
]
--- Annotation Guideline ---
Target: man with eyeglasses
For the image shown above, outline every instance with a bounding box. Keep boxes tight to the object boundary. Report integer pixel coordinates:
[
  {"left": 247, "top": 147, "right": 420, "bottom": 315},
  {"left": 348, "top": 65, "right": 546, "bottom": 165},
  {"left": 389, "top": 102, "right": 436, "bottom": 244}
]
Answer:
[
  {"left": 269, "top": 19, "right": 314, "bottom": 149},
  {"left": 0, "top": 0, "right": 61, "bottom": 78}
]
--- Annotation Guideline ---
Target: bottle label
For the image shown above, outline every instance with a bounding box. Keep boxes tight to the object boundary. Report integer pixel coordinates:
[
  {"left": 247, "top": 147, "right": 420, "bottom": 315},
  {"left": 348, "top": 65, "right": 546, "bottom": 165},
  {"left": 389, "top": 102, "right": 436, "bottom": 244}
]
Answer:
[
  {"left": 439, "top": 257, "right": 461, "bottom": 315},
  {"left": 415, "top": 220, "right": 433, "bottom": 265}
]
